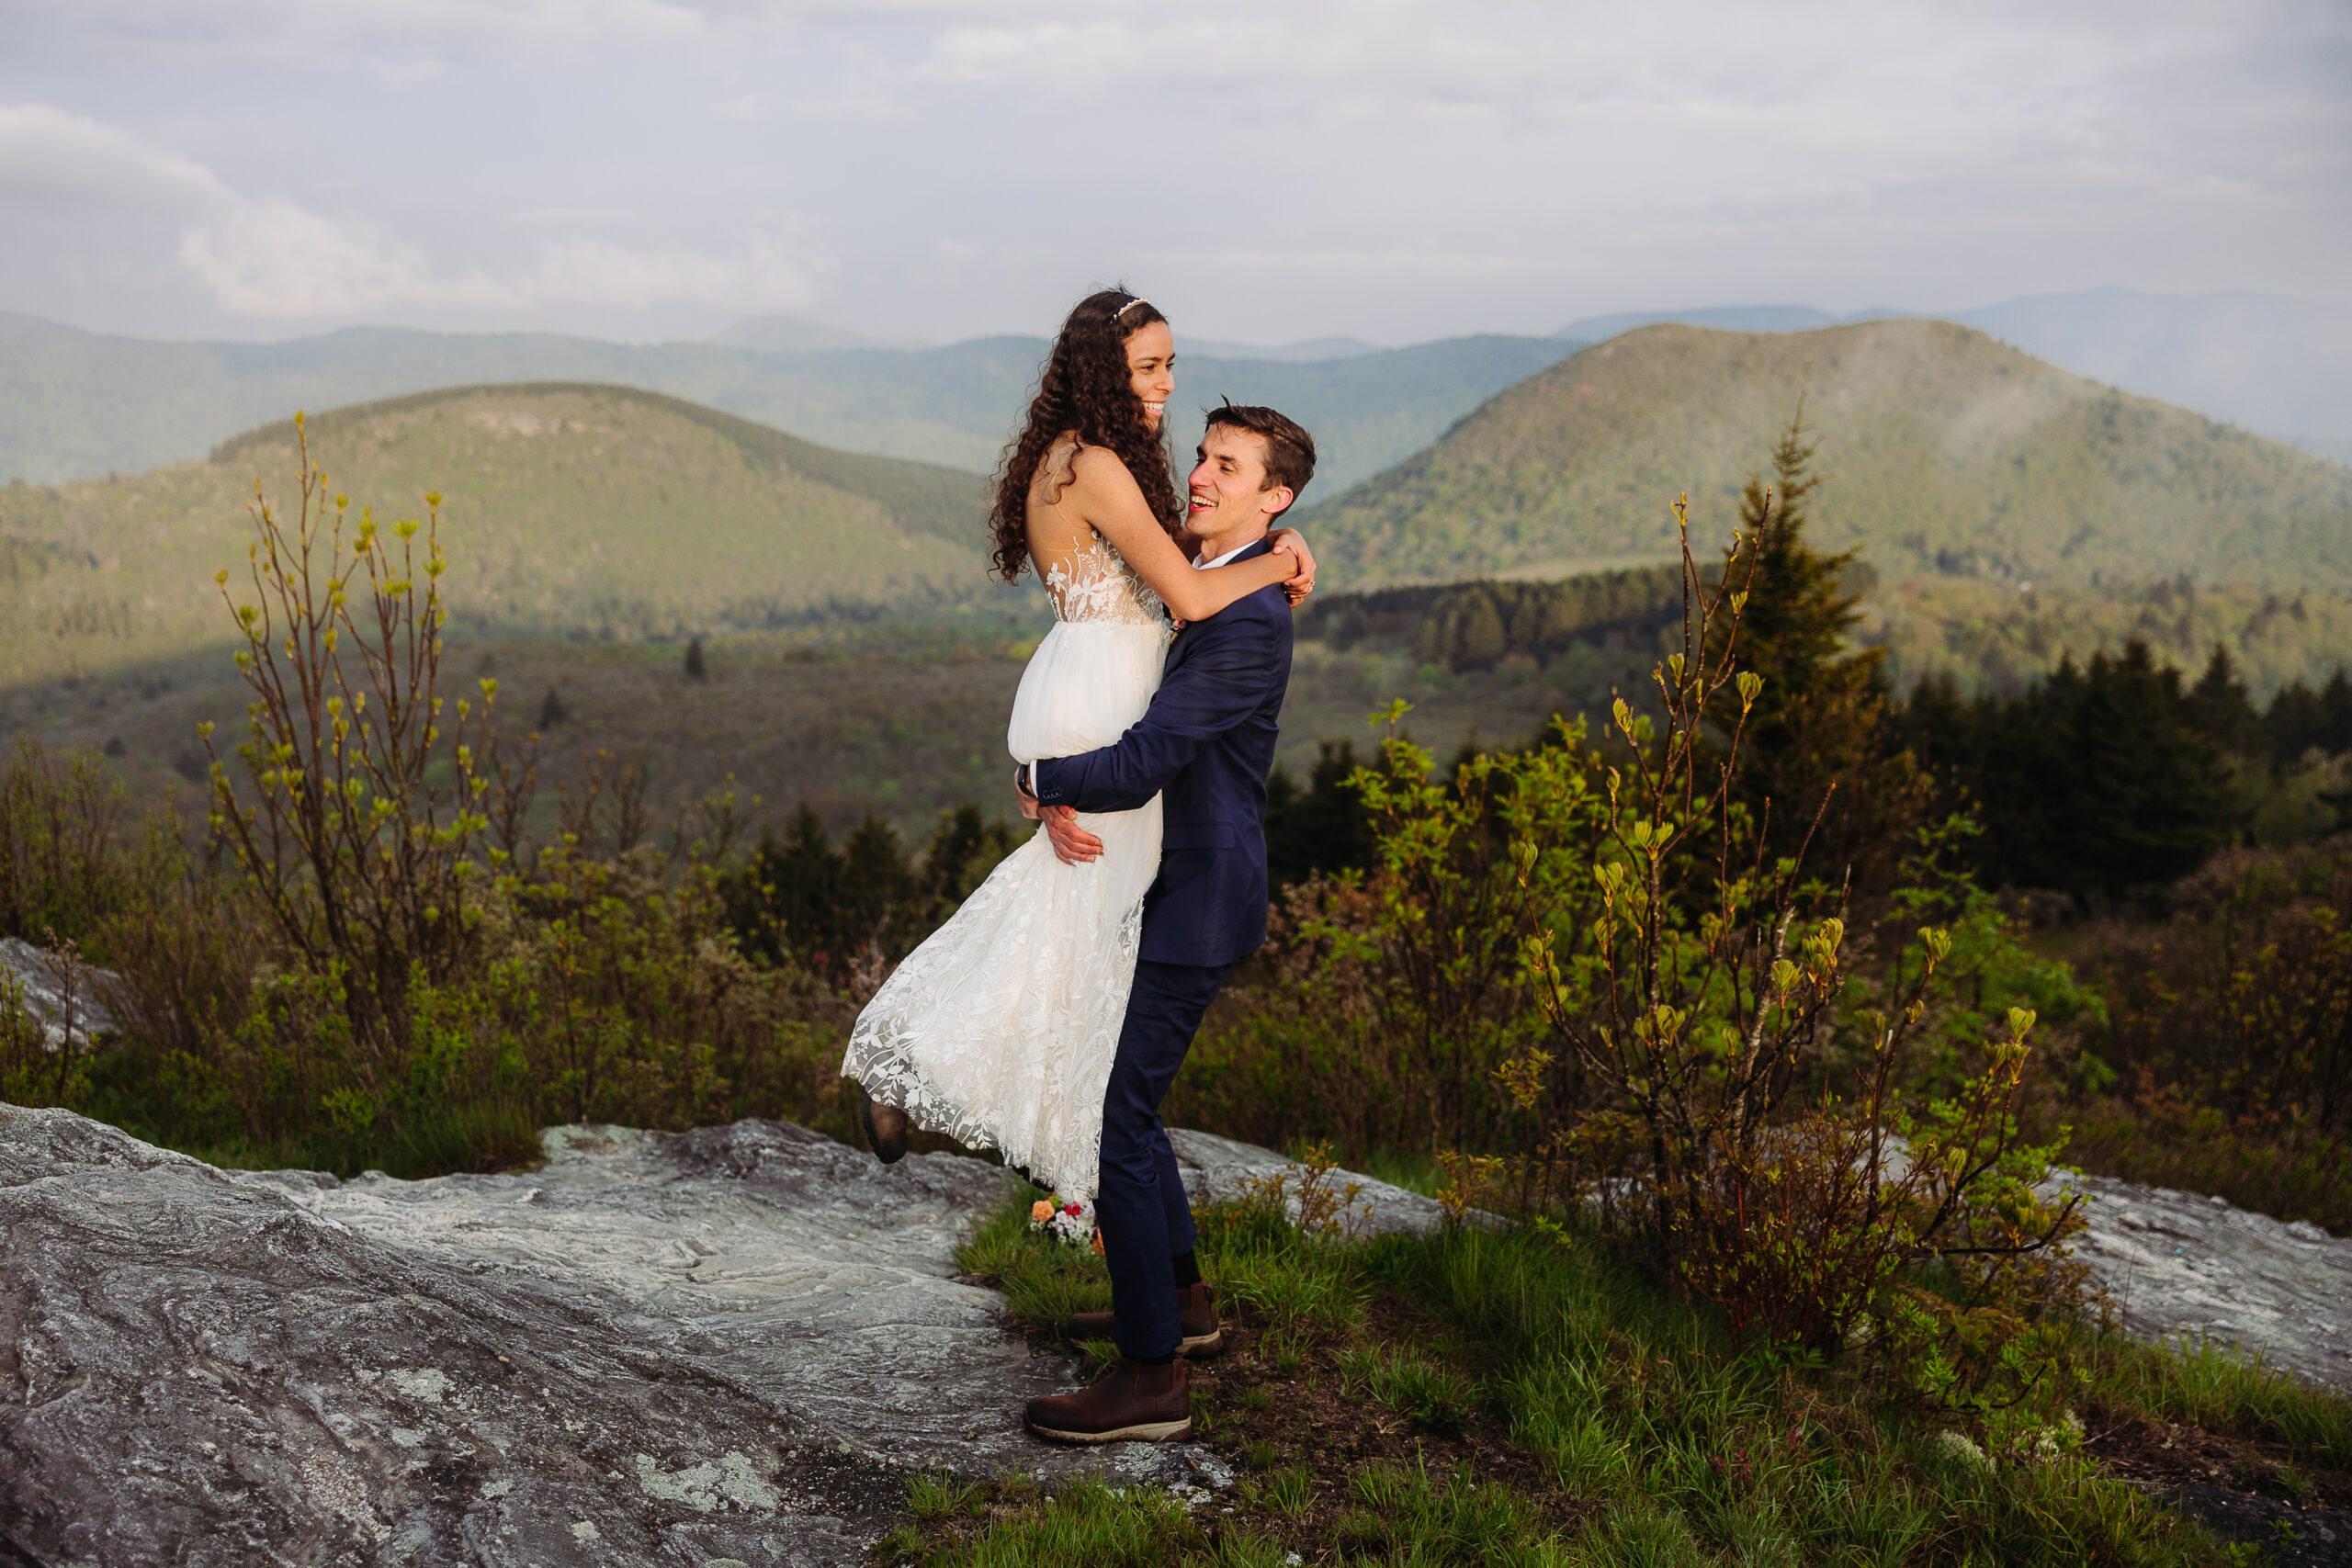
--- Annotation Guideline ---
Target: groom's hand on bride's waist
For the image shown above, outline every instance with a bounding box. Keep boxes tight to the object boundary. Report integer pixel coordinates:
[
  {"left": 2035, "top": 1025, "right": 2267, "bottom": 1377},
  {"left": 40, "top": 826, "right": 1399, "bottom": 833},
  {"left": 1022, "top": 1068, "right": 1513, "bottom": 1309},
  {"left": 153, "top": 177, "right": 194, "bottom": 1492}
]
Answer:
[{"left": 1017, "top": 762, "right": 1103, "bottom": 864}]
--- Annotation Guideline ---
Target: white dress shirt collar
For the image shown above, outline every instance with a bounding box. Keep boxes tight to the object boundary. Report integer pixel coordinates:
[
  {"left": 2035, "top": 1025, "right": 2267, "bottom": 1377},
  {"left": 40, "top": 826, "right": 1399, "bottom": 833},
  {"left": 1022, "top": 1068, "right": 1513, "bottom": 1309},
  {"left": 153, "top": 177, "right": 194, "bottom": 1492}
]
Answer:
[{"left": 1194, "top": 537, "right": 1259, "bottom": 570}]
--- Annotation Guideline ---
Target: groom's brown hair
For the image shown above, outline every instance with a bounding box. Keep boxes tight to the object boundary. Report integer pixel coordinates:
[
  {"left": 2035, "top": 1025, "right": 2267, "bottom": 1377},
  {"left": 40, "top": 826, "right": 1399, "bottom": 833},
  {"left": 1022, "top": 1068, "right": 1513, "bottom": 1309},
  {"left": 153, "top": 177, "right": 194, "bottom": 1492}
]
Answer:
[{"left": 1204, "top": 401, "right": 1317, "bottom": 517}]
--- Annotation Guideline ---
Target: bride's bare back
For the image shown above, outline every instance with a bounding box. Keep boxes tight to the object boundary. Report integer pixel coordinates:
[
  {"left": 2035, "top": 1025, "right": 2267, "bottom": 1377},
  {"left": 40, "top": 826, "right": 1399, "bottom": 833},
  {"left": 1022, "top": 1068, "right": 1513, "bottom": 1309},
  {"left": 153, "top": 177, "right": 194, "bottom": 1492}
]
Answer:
[{"left": 1028, "top": 439, "right": 1167, "bottom": 627}]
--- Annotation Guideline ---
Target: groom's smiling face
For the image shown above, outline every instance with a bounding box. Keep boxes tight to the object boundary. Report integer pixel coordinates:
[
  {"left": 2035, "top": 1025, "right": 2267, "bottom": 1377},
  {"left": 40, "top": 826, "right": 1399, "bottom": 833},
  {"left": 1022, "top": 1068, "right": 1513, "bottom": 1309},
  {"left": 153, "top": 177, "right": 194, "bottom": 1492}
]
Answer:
[{"left": 1186, "top": 427, "right": 1293, "bottom": 547}]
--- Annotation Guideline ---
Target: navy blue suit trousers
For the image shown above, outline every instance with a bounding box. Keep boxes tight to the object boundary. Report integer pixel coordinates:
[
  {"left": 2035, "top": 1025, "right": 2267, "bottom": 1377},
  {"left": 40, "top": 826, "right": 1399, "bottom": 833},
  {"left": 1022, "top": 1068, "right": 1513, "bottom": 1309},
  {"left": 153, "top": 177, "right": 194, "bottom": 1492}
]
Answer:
[{"left": 1097, "top": 958, "right": 1234, "bottom": 1359}]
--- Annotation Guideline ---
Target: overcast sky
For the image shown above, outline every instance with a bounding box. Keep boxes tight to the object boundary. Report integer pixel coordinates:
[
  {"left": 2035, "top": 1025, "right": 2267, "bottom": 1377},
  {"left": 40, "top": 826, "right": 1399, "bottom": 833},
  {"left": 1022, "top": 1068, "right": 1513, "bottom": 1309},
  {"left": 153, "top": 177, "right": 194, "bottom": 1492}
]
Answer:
[{"left": 3, "top": 0, "right": 2346, "bottom": 346}]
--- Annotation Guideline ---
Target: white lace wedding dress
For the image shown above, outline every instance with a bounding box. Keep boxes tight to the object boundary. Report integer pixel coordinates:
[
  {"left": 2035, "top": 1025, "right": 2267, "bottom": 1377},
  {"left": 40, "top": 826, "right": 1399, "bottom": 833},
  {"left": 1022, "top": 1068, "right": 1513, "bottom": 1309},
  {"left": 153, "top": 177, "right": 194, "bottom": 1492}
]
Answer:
[{"left": 839, "top": 521, "right": 1170, "bottom": 1200}]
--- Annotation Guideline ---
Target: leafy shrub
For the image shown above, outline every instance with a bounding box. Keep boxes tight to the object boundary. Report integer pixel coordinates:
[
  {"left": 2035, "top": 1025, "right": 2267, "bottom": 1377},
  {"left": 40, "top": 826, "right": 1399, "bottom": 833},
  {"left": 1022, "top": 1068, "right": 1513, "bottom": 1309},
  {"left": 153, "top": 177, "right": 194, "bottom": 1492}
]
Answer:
[
  {"left": 0, "top": 735, "right": 184, "bottom": 963},
  {"left": 1499, "top": 491, "right": 2088, "bottom": 1413},
  {"left": 1170, "top": 708, "right": 1600, "bottom": 1158},
  {"left": 199, "top": 413, "right": 515, "bottom": 1052},
  {"left": 2063, "top": 839, "right": 2352, "bottom": 1228}
]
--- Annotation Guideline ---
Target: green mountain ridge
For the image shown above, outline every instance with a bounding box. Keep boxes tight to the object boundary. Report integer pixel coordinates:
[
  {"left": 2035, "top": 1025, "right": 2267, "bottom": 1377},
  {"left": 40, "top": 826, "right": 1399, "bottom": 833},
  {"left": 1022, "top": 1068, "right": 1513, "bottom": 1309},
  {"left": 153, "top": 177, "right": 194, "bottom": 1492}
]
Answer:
[
  {"left": 0, "top": 311, "right": 1569, "bottom": 498},
  {"left": 1304, "top": 319, "right": 2352, "bottom": 593},
  {"left": 0, "top": 382, "right": 1001, "bottom": 686}
]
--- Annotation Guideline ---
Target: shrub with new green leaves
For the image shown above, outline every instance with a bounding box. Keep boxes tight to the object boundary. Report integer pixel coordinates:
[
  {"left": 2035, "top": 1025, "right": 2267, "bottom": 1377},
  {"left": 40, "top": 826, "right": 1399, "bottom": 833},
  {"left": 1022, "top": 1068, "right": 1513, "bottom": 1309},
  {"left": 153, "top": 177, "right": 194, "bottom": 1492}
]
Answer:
[{"left": 200, "top": 412, "right": 520, "bottom": 1055}]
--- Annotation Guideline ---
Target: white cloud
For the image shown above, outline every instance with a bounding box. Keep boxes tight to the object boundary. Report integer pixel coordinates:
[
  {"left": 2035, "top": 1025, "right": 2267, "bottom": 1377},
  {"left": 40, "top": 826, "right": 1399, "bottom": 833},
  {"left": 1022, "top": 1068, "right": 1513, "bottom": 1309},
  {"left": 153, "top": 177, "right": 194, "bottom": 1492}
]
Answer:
[
  {"left": 16, "top": 0, "right": 722, "bottom": 67},
  {"left": 0, "top": 101, "right": 223, "bottom": 209},
  {"left": 0, "top": 100, "right": 822, "bottom": 320},
  {"left": 175, "top": 199, "right": 512, "bottom": 317},
  {"left": 512, "top": 207, "right": 639, "bottom": 224},
  {"left": 3, "top": 0, "right": 2346, "bottom": 340},
  {"left": 529, "top": 241, "right": 735, "bottom": 308}
]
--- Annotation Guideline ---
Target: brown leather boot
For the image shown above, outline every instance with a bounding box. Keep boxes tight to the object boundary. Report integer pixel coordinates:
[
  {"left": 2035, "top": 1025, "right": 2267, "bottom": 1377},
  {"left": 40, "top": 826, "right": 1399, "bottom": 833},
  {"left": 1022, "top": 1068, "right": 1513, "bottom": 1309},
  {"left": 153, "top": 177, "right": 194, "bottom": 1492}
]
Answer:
[
  {"left": 1061, "top": 1282, "right": 1221, "bottom": 1357},
  {"left": 1023, "top": 1356, "right": 1191, "bottom": 1443},
  {"left": 856, "top": 1082, "right": 907, "bottom": 1165}
]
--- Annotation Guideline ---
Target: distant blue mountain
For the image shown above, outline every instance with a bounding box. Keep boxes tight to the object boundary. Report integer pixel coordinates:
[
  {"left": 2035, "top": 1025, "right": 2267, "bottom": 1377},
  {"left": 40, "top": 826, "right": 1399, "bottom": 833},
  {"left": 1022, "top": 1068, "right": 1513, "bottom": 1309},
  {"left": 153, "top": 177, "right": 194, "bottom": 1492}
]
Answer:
[
  {"left": 709, "top": 314, "right": 899, "bottom": 353},
  {"left": 0, "top": 313, "right": 1568, "bottom": 495},
  {"left": 1182, "top": 336, "right": 1386, "bottom": 363},
  {"left": 1553, "top": 305, "right": 1839, "bottom": 339}
]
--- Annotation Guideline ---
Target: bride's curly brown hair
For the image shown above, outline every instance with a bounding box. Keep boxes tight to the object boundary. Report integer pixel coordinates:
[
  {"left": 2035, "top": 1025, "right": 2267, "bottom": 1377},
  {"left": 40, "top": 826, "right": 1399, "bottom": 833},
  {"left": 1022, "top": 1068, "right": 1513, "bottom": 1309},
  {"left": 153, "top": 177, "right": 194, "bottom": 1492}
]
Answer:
[{"left": 989, "top": 288, "right": 1182, "bottom": 584}]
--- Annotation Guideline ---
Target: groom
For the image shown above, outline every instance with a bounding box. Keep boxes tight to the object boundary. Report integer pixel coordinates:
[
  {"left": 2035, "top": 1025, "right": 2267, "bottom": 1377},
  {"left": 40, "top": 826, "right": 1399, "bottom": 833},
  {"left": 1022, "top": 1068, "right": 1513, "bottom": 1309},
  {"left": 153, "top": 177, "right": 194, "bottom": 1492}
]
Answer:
[{"left": 1012, "top": 401, "right": 1317, "bottom": 1444}]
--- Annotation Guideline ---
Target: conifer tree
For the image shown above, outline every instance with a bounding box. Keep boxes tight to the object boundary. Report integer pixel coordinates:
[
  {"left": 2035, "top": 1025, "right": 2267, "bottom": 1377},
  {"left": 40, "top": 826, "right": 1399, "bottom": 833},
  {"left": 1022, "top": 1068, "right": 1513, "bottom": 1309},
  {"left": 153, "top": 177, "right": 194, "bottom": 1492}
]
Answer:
[
  {"left": 1264, "top": 739, "right": 1376, "bottom": 886},
  {"left": 1916, "top": 643, "right": 2235, "bottom": 900},
  {"left": 2054, "top": 643, "right": 2234, "bottom": 896},
  {"left": 1710, "top": 408, "right": 1921, "bottom": 885},
  {"left": 2184, "top": 644, "right": 2262, "bottom": 759}
]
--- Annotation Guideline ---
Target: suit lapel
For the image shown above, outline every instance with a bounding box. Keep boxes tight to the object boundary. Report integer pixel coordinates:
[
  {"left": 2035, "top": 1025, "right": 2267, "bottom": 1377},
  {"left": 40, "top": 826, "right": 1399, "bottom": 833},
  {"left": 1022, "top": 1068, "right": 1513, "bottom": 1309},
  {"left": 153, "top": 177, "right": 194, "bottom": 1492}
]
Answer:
[{"left": 1164, "top": 535, "right": 1276, "bottom": 675}]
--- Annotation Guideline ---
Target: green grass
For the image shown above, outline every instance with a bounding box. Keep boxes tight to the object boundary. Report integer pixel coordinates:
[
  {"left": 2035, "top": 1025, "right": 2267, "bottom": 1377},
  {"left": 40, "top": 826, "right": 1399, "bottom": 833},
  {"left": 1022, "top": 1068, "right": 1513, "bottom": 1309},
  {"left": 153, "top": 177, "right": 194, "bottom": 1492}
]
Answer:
[
  {"left": 1331, "top": 1458, "right": 1561, "bottom": 1565},
  {"left": 2088, "top": 1329, "right": 2352, "bottom": 1472},
  {"left": 956, "top": 1180, "right": 1111, "bottom": 1330},
  {"left": 1336, "top": 1344, "right": 1479, "bottom": 1438},
  {"left": 931, "top": 1181, "right": 2300, "bottom": 1566}
]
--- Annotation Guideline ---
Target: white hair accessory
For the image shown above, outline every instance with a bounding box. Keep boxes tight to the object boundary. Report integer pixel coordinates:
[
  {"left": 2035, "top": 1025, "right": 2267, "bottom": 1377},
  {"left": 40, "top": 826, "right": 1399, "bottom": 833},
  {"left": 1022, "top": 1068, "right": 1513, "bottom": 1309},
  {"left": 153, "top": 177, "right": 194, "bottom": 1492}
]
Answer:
[{"left": 1114, "top": 296, "right": 1153, "bottom": 318}]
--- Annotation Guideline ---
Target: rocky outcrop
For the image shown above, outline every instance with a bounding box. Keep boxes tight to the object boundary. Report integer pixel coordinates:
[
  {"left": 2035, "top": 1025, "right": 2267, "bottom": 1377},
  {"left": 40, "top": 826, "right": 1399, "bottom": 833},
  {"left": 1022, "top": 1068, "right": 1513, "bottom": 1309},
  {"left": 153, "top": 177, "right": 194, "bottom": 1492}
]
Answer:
[
  {"left": 2066, "top": 1170, "right": 2352, "bottom": 1393},
  {"left": 11, "top": 1100, "right": 2352, "bottom": 1566},
  {"left": 1170, "top": 1127, "right": 1451, "bottom": 1236},
  {"left": 0, "top": 1108, "right": 1239, "bottom": 1568},
  {"left": 0, "top": 937, "right": 119, "bottom": 1050}
]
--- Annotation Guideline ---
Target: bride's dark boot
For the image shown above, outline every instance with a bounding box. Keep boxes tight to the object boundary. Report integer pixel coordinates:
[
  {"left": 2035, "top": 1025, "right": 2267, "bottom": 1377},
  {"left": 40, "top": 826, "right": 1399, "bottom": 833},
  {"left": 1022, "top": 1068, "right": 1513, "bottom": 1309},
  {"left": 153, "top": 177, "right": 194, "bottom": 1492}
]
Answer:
[{"left": 857, "top": 1082, "right": 908, "bottom": 1165}]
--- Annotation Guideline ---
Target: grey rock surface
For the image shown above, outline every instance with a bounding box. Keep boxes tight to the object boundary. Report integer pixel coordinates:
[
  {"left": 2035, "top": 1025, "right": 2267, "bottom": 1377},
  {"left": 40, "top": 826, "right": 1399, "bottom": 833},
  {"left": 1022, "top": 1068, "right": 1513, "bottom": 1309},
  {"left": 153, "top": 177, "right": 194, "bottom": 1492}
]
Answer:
[
  {"left": 0, "top": 935, "right": 120, "bottom": 1049},
  {"left": 1170, "top": 1128, "right": 1452, "bottom": 1237},
  {"left": 0, "top": 1108, "right": 1235, "bottom": 1568},
  {"left": 2066, "top": 1170, "right": 2352, "bottom": 1393}
]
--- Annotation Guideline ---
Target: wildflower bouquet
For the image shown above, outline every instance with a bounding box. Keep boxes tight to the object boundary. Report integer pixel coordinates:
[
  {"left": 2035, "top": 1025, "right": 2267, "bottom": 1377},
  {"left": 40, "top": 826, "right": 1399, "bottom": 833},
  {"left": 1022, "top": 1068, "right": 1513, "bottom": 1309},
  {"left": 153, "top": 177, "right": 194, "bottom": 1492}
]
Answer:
[{"left": 1029, "top": 1196, "right": 1104, "bottom": 1255}]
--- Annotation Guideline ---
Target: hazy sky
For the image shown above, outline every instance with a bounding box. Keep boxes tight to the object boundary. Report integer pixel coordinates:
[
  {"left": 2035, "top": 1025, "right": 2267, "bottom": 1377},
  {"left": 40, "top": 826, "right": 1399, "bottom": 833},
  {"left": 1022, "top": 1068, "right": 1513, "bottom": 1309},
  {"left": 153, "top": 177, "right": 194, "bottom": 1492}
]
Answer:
[{"left": 3, "top": 0, "right": 2346, "bottom": 345}]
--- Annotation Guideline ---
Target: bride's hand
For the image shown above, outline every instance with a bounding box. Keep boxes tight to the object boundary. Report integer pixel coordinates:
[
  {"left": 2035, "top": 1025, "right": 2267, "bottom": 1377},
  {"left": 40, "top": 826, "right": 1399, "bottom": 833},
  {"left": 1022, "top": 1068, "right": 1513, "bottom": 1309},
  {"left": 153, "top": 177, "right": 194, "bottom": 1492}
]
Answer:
[{"left": 1268, "top": 528, "right": 1317, "bottom": 605}]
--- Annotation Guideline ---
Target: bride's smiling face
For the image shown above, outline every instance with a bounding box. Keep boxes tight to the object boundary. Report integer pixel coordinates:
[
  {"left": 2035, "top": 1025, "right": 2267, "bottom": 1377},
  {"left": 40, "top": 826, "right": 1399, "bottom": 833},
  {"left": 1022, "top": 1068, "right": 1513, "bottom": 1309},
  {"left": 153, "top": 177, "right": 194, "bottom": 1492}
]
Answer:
[{"left": 1123, "top": 321, "right": 1174, "bottom": 431}]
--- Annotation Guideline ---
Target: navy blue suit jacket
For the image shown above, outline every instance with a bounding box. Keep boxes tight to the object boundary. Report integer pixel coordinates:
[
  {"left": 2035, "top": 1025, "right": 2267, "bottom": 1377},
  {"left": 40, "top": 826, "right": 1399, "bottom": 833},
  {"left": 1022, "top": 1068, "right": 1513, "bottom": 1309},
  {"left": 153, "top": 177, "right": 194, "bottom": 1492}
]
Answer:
[{"left": 1031, "top": 536, "right": 1295, "bottom": 967}]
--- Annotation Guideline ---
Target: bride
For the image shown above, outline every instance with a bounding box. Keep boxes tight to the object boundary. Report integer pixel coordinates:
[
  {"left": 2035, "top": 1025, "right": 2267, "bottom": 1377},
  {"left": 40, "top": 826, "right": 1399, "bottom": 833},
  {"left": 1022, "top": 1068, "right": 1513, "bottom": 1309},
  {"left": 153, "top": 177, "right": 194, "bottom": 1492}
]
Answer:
[{"left": 839, "top": 288, "right": 1313, "bottom": 1198}]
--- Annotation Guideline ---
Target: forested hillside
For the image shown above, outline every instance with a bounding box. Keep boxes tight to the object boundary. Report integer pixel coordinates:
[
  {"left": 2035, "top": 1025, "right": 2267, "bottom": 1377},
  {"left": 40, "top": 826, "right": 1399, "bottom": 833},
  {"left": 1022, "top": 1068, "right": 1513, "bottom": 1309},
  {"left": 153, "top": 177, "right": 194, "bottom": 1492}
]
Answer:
[
  {"left": 1306, "top": 319, "right": 2352, "bottom": 592},
  {"left": 0, "top": 383, "right": 1000, "bottom": 685}
]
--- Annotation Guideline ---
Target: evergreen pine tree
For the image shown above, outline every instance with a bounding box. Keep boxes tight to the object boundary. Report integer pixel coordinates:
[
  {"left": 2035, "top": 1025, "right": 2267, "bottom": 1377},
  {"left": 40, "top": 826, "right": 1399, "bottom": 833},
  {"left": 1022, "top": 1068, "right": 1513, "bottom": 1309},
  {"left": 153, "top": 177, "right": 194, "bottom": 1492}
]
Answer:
[
  {"left": 1710, "top": 407, "right": 1922, "bottom": 884},
  {"left": 921, "top": 805, "right": 1017, "bottom": 908},
  {"left": 839, "top": 813, "right": 924, "bottom": 962},
  {"left": 2051, "top": 642, "right": 2234, "bottom": 897},
  {"left": 2322, "top": 668, "right": 2352, "bottom": 756},
  {"left": 2266, "top": 680, "right": 2327, "bottom": 766},
  {"left": 2183, "top": 644, "right": 2262, "bottom": 758},
  {"left": 1264, "top": 739, "right": 1376, "bottom": 886}
]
